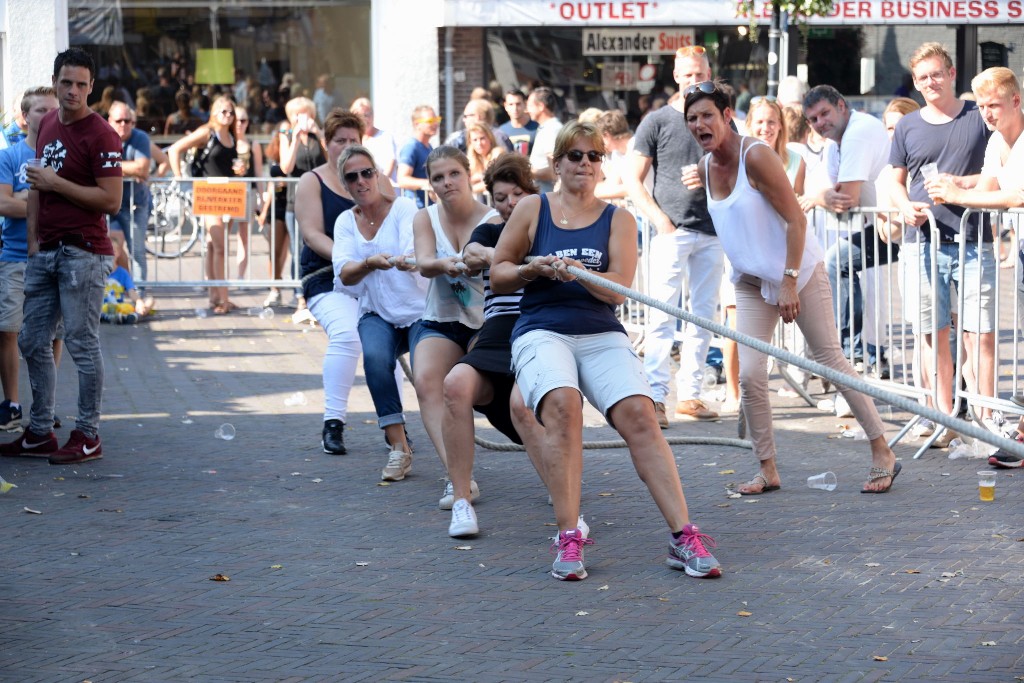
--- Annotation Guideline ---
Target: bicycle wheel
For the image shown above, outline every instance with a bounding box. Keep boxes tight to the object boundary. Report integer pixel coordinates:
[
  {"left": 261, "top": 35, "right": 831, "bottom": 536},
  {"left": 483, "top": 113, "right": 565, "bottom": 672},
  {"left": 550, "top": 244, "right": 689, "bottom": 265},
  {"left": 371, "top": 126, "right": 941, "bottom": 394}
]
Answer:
[{"left": 146, "top": 186, "right": 200, "bottom": 258}]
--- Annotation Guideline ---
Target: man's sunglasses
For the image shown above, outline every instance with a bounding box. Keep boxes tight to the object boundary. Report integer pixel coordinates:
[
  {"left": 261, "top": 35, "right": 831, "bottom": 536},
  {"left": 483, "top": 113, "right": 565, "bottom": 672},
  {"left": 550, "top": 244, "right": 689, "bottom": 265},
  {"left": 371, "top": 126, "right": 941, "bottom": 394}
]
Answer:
[
  {"left": 564, "top": 149, "right": 603, "bottom": 163},
  {"left": 343, "top": 167, "right": 377, "bottom": 183}
]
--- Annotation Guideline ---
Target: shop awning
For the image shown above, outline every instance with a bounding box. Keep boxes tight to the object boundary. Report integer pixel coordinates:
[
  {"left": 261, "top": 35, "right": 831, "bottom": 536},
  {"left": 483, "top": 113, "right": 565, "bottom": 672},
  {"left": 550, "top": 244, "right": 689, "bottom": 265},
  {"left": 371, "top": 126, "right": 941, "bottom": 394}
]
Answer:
[{"left": 444, "top": 0, "right": 1024, "bottom": 26}]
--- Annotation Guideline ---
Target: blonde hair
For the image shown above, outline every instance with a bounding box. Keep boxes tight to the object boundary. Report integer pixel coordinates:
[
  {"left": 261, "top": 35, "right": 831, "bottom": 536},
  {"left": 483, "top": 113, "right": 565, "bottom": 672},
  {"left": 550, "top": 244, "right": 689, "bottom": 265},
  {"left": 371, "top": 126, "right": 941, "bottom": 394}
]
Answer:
[
  {"left": 465, "top": 123, "right": 504, "bottom": 179},
  {"left": 285, "top": 96, "right": 317, "bottom": 125},
  {"left": 909, "top": 42, "right": 953, "bottom": 71},
  {"left": 208, "top": 95, "right": 235, "bottom": 134},
  {"left": 971, "top": 66, "right": 1021, "bottom": 100},
  {"left": 748, "top": 98, "right": 790, "bottom": 166}
]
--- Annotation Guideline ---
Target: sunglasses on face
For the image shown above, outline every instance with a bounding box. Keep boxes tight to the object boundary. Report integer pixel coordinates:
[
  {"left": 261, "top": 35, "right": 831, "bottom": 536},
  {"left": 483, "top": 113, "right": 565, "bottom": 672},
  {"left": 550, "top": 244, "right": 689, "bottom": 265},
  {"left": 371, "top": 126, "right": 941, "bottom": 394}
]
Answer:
[
  {"left": 112, "top": 118, "right": 134, "bottom": 124},
  {"left": 237, "top": 117, "right": 249, "bottom": 123},
  {"left": 564, "top": 149, "right": 603, "bottom": 163},
  {"left": 218, "top": 109, "right": 235, "bottom": 116},
  {"left": 343, "top": 167, "right": 377, "bottom": 183},
  {"left": 414, "top": 116, "right": 442, "bottom": 125}
]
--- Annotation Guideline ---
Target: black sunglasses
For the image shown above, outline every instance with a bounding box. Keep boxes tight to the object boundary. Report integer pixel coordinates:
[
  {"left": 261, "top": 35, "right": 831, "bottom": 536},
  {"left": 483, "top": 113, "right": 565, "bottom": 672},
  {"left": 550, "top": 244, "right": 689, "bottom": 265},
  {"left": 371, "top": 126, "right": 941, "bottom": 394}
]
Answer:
[
  {"left": 112, "top": 118, "right": 134, "bottom": 124},
  {"left": 682, "top": 81, "right": 718, "bottom": 99},
  {"left": 343, "top": 167, "right": 377, "bottom": 183},
  {"left": 564, "top": 149, "right": 603, "bottom": 163}
]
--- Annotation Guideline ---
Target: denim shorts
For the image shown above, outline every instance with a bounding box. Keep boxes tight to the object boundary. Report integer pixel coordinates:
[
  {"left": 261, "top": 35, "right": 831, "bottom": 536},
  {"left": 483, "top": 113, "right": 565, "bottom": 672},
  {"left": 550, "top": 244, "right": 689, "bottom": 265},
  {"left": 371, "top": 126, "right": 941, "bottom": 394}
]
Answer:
[
  {"left": 0, "top": 260, "right": 26, "bottom": 332},
  {"left": 900, "top": 241, "right": 995, "bottom": 334},
  {"left": 418, "top": 319, "right": 478, "bottom": 352},
  {"left": 511, "top": 329, "right": 651, "bottom": 423}
]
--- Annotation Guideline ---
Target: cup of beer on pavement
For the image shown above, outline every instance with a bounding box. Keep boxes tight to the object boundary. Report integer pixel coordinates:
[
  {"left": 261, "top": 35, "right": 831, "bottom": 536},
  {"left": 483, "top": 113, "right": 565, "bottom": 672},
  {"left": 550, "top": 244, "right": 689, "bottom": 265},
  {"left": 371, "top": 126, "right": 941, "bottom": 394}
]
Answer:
[{"left": 977, "top": 471, "right": 996, "bottom": 502}]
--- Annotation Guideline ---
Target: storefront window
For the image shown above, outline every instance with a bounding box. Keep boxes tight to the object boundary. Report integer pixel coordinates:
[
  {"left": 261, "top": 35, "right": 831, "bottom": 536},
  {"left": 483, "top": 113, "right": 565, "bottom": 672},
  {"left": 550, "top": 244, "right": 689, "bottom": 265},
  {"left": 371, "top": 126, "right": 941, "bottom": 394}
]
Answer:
[{"left": 68, "top": 1, "right": 370, "bottom": 136}]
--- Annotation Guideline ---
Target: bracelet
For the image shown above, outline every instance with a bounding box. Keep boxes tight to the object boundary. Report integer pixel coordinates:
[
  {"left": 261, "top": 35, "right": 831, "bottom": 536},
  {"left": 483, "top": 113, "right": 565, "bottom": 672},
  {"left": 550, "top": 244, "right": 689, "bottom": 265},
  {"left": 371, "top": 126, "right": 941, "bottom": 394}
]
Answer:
[
  {"left": 517, "top": 264, "right": 536, "bottom": 282},
  {"left": 363, "top": 258, "right": 372, "bottom": 271}
]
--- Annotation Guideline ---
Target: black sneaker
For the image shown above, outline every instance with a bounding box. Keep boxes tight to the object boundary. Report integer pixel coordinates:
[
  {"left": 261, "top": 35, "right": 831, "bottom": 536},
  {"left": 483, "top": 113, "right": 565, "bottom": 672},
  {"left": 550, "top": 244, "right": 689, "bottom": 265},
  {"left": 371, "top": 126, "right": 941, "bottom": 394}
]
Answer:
[
  {"left": 322, "top": 419, "right": 346, "bottom": 455},
  {"left": 0, "top": 400, "right": 22, "bottom": 431}
]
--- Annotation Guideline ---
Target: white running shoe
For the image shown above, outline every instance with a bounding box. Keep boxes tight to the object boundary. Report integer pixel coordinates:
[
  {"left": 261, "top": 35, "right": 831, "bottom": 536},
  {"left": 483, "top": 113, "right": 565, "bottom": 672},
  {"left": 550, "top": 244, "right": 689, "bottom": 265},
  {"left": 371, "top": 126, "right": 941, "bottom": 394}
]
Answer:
[
  {"left": 448, "top": 499, "right": 479, "bottom": 538},
  {"left": 381, "top": 450, "right": 412, "bottom": 481}
]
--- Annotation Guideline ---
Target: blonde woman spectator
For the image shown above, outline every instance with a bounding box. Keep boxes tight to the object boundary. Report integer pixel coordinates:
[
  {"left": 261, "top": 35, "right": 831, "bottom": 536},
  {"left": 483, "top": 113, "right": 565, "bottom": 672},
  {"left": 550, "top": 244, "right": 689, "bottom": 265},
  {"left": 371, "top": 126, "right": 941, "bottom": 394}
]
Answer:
[
  {"left": 466, "top": 123, "right": 505, "bottom": 197},
  {"left": 168, "top": 95, "right": 239, "bottom": 314},
  {"left": 231, "top": 106, "right": 264, "bottom": 283}
]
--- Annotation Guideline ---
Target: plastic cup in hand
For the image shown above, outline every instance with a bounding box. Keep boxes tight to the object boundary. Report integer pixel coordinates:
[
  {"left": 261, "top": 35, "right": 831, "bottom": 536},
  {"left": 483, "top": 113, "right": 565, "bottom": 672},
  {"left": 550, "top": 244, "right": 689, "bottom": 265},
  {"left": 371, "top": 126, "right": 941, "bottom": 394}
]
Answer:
[
  {"left": 26, "top": 158, "right": 43, "bottom": 169},
  {"left": 920, "top": 162, "right": 939, "bottom": 182},
  {"left": 807, "top": 471, "right": 837, "bottom": 491},
  {"left": 214, "top": 423, "right": 236, "bottom": 441},
  {"left": 977, "top": 471, "right": 995, "bottom": 501}
]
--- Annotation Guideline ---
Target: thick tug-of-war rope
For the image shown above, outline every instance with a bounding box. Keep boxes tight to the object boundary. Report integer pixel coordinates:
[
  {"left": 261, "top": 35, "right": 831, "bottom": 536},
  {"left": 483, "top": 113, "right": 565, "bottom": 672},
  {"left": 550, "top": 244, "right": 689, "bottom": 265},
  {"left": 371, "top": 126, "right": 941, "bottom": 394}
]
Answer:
[{"left": 556, "top": 262, "right": 1024, "bottom": 460}]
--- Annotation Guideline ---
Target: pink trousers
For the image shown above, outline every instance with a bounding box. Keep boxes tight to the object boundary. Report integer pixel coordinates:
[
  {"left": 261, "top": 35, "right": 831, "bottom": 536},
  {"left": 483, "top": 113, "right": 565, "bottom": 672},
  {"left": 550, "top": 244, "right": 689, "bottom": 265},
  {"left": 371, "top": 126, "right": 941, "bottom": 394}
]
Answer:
[{"left": 734, "top": 263, "right": 885, "bottom": 462}]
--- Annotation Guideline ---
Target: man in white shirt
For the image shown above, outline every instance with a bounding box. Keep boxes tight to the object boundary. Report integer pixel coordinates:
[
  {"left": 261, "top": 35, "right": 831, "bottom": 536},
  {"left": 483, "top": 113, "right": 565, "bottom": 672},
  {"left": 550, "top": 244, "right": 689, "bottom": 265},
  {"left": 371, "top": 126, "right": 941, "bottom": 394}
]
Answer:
[
  {"left": 804, "top": 84, "right": 892, "bottom": 377},
  {"left": 351, "top": 97, "right": 397, "bottom": 181},
  {"left": 526, "top": 87, "right": 563, "bottom": 193}
]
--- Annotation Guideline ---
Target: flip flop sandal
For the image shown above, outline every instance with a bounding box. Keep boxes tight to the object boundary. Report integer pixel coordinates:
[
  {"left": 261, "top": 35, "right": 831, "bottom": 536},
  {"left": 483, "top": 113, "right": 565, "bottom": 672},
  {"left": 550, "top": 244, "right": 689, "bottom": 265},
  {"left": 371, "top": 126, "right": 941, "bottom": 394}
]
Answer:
[
  {"left": 737, "top": 472, "right": 781, "bottom": 496},
  {"left": 861, "top": 461, "right": 902, "bottom": 494}
]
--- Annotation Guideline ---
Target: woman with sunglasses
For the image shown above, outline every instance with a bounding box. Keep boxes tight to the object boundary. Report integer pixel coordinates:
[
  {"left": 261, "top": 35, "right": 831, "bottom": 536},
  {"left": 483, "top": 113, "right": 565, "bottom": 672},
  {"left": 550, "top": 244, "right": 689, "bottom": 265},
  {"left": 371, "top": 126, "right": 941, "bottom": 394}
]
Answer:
[
  {"left": 491, "top": 121, "right": 722, "bottom": 582},
  {"left": 168, "top": 94, "right": 238, "bottom": 314},
  {"left": 294, "top": 110, "right": 392, "bottom": 456},
  {"left": 412, "top": 146, "right": 500, "bottom": 508},
  {"left": 230, "top": 106, "right": 264, "bottom": 285},
  {"left": 334, "top": 144, "right": 425, "bottom": 480},
  {"left": 683, "top": 81, "right": 900, "bottom": 495}
]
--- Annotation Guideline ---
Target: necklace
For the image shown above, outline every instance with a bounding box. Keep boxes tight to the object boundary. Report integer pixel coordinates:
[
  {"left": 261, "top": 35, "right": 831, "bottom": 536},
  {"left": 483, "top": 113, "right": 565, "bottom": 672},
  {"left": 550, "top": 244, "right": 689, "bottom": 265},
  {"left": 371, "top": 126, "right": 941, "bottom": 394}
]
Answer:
[
  {"left": 360, "top": 205, "right": 383, "bottom": 227},
  {"left": 557, "top": 191, "right": 594, "bottom": 226}
]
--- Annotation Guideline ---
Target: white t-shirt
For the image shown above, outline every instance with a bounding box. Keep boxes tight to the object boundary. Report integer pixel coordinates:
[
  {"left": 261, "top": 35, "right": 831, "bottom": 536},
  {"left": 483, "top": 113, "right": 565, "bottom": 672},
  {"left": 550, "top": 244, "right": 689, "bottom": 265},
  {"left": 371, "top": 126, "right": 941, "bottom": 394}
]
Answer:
[
  {"left": 981, "top": 129, "right": 1024, "bottom": 191},
  {"left": 363, "top": 128, "right": 398, "bottom": 181},
  {"left": 332, "top": 196, "right": 428, "bottom": 327},
  {"left": 837, "top": 110, "right": 890, "bottom": 207},
  {"left": 530, "top": 117, "right": 563, "bottom": 192}
]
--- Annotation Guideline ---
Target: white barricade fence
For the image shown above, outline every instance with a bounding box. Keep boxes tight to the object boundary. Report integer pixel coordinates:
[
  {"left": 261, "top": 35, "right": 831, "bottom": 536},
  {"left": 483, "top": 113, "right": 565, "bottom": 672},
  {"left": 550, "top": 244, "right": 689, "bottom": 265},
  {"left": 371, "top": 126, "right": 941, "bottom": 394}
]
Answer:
[
  {"left": 952, "top": 208, "right": 1024, "bottom": 430},
  {"left": 127, "top": 176, "right": 303, "bottom": 291}
]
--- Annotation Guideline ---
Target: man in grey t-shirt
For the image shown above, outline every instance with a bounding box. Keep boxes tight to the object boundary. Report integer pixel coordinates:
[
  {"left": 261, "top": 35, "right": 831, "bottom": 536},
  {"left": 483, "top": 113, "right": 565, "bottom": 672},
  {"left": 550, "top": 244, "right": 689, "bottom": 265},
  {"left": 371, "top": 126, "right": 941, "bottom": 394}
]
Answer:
[{"left": 626, "top": 46, "right": 723, "bottom": 426}]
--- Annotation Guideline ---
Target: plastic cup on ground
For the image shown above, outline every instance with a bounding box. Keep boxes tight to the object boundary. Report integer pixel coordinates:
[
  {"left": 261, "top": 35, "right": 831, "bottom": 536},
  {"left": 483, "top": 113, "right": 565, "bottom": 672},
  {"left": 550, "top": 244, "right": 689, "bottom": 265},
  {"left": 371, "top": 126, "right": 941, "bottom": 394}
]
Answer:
[
  {"left": 214, "top": 423, "right": 236, "bottom": 441},
  {"left": 977, "top": 471, "right": 996, "bottom": 502},
  {"left": 807, "top": 471, "right": 837, "bottom": 491},
  {"left": 195, "top": 307, "right": 210, "bottom": 319},
  {"left": 259, "top": 307, "right": 275, "bottom": 320},
  {"left": 284, "top": 391, "right": 307, "bottom": 407}
]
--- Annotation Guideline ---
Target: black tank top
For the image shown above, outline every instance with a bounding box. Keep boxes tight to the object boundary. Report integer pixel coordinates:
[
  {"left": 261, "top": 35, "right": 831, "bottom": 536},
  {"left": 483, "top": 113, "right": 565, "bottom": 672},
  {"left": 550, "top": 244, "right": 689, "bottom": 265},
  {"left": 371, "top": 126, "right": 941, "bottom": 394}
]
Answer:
[
  {"left": 201, "top": 131, "right": 236, "bottom": 177},
  {"left": 300, "top": 171, "right": 355, "bottom": 300}
]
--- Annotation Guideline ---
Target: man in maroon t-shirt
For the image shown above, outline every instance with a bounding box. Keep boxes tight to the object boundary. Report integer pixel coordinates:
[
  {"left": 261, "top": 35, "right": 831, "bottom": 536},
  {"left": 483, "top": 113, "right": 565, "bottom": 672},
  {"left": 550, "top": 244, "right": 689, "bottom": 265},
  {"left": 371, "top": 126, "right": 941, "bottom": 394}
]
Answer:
[{"left": 0, "top": 48, "right": 122, "bottom": 465}]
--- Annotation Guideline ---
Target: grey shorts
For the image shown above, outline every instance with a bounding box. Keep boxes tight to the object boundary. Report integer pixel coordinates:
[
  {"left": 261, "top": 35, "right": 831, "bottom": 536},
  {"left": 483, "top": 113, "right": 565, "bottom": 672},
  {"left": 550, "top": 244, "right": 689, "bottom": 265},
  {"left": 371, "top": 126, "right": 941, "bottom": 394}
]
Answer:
[
  {"left": 0, "top": 260, "right": 26, "bottom": 333},
  {"left": 511, "top": 329, "right": 652, "bottom": 422}
]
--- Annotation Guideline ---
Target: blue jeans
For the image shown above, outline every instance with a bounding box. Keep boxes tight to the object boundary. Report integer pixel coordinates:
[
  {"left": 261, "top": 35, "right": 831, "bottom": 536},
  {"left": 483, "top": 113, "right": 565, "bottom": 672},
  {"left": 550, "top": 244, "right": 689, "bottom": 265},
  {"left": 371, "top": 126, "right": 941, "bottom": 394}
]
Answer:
[
  {"left": 19, "top": 246, "right": 113, "bottom": 437},
  {"left": 357, "top": 313, "right": 427, "bottom": 429},
  {"left": 109, "top": 200, "right": 151, "bottom": 286},
  {"left": 825, "top": 227, "right": 899, "bottom": 365}
]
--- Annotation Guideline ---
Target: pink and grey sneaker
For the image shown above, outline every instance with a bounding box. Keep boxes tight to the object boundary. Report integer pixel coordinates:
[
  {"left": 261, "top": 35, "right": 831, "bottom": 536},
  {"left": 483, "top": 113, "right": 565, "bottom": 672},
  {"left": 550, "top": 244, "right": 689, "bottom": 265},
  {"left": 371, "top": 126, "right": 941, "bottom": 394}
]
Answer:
[
  {"left": 0, "top": 429, "right": 58, "bottom": 457},
  {"left": 667, "top": 524, "right": 722, "bottom": 578},
  {"left": 550, "top": 529, "right": 594, "bottom": 581},
  {"left": 48, "top": 429, "right": 102, "bottom": 465}
]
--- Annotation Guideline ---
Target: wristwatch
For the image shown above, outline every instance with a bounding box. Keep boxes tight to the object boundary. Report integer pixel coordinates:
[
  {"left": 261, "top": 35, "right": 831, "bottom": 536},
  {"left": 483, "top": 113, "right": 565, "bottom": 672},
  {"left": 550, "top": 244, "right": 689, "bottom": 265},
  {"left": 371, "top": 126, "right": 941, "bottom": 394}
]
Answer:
[{"left": 783, "top": 268, "right": 799, "bottom": 279}]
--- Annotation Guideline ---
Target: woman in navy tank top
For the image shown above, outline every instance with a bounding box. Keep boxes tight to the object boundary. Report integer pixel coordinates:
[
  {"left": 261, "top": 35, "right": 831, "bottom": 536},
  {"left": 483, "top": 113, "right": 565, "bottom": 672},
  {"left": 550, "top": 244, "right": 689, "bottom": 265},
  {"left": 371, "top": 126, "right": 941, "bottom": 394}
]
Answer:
[{"left": 490, "top": 121, "right": 722, "bottom": 582}]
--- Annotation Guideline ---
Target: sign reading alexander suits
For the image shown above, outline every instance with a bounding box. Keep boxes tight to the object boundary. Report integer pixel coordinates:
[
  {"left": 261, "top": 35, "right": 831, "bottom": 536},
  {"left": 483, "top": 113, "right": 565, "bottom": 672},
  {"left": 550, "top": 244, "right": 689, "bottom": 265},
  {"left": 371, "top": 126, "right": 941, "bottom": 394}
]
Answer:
[
  {"left": 443, "top": 0, "right": 1024, "bottom": 25},
  {"left": 582, "top": 28, "right": 696, "bottom": 55}
]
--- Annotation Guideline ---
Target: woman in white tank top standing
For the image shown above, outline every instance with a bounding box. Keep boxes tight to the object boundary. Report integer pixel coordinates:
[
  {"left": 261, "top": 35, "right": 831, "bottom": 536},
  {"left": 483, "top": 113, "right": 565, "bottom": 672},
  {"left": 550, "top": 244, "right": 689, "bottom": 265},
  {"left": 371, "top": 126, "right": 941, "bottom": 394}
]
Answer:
[{"left": 683, "top": 81, "right": 901, "bottom": 495}]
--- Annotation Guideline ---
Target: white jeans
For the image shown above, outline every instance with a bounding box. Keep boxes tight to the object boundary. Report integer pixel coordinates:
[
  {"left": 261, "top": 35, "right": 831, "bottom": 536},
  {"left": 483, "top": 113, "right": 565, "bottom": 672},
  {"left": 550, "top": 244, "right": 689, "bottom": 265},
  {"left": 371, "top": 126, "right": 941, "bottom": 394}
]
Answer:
[
  {"left": 308, "top": 291, "right": 361, "bottom": 422},
  {"left": 643, "top": 229, "right": 724, "bottom": 403}
]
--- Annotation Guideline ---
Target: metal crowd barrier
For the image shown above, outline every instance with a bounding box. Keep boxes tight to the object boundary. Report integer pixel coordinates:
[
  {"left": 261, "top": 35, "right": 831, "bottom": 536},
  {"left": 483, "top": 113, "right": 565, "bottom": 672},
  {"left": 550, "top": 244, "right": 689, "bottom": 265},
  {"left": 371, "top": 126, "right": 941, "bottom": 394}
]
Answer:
[
  {"left": 810, "top": 205, "right": 1024, "bottom": 458},
  {"left": 125, "top": 176, "right": 303, "bottom": 291}
]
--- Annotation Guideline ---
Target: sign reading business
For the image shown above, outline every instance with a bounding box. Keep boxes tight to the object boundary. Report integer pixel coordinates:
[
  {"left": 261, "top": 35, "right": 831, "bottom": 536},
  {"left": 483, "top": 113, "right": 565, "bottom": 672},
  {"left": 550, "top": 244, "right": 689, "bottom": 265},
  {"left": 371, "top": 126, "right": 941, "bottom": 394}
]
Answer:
[{"left": 582, "top": 28, "right": 696, "bottom": 55}]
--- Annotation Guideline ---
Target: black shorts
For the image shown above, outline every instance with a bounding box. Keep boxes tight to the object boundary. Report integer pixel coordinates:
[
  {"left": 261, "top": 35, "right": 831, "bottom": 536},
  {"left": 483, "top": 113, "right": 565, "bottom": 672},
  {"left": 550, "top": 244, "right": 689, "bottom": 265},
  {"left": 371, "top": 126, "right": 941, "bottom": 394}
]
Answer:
[{"left": 458, "top": 315, "right": 523, "bottom": 444}]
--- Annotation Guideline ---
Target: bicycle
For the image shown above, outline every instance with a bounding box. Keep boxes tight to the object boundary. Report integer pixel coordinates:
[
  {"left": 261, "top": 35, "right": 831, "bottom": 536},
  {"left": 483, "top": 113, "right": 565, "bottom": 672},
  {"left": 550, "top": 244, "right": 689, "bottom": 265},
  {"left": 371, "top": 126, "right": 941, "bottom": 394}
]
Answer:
[{"left": 145, "top": 181, "right": 201, "bottom": 258}]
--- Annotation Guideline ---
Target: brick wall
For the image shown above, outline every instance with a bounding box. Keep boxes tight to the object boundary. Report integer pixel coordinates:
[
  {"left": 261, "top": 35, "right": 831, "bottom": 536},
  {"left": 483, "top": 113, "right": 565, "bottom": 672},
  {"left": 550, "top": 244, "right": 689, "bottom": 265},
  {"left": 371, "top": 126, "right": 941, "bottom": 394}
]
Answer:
[{"left": 438, "top": 27, "right": 485, "bottom": 138}]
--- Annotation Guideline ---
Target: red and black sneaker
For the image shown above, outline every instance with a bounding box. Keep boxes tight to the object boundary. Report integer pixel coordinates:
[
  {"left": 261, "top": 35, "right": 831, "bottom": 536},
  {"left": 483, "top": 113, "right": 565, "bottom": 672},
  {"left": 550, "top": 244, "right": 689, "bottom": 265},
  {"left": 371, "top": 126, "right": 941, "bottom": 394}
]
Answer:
[
  {"left": 0, "top": 429, "right": 58, "bottom": 457},
  {"left": 48, "top": 429, "right": 102, "bottom": 465}
]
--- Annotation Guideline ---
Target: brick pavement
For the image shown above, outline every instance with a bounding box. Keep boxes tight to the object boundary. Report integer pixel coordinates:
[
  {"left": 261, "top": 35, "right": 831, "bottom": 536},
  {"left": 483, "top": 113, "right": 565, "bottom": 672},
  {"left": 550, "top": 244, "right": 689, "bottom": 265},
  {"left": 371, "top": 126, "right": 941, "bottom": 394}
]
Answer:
[{"left": 0, "top": 289, "right": 1021, "bottom": 682}]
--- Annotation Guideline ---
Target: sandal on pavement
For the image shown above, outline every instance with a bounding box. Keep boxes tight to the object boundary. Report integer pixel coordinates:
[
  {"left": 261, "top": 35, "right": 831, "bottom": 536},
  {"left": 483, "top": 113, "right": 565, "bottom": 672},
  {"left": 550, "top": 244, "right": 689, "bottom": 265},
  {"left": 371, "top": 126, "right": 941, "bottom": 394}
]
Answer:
[
  {"left": 737, "top": 472, "right": 781, "bottom": 496},
  {"left": 861, "top": 461, "right": 902, "bottom": 494}
]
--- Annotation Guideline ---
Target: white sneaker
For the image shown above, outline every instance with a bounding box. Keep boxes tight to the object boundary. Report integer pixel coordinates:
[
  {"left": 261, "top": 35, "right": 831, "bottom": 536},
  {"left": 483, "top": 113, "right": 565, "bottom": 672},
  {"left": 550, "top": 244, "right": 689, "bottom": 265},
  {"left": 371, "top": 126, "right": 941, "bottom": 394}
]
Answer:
[
  {"left": 448, "top": 499, "right": 479, "bottom": 538},
  {"left": 381, "top": 450, "right": 412, "bottom": 481},
  {"left": 834, "top": 394, "right": 854, "bottom": 418},
  {"left": 439, "top": 479, "right": 479, "bottom": 510}
]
